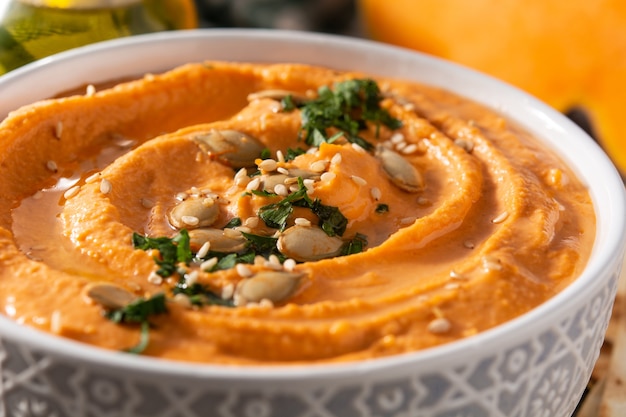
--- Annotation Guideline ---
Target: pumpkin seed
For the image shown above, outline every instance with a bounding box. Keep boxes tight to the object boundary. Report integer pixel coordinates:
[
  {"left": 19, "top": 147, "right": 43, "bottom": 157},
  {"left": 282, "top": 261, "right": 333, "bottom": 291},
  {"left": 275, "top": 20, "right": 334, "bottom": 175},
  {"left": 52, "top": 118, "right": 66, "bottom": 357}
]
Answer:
[
  {"left": 193, "top": 130, "right": 265, "bottom": 168},
  {"left": 277, "top": 225, "right": 343, "bottom": 262},
  {"left": 169, "top": 197, "right": 219, "bottom": 229},
  {"left": 246, "top": 89, "right": 310, "bottom": 105},
  {"left": 188, "top": 228, "right": 247, "bottom": 253},
  {"left": 375, "top": 145, "right": 423, "bottom": 192},
  {"left": 84, "top": 283, "right": 135, "bottom": 310},
  {"left": 236, "top": 271, "right": 304, "bottom": 303}
]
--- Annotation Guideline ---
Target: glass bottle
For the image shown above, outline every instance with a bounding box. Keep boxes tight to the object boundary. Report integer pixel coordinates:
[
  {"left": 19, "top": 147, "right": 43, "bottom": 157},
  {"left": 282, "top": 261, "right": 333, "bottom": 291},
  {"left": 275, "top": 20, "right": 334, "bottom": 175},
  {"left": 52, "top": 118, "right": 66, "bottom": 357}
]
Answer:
[{"left": 0, "top": 0, "right": 198, "bottom": 76}]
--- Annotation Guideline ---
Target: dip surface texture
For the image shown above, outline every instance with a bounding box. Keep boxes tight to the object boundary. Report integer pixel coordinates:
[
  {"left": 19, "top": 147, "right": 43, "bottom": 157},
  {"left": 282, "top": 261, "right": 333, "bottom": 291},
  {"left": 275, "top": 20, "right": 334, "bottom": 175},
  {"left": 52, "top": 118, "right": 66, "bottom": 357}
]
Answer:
[{"left": 0, "top": 62, "right": 595, "bottom": 364}]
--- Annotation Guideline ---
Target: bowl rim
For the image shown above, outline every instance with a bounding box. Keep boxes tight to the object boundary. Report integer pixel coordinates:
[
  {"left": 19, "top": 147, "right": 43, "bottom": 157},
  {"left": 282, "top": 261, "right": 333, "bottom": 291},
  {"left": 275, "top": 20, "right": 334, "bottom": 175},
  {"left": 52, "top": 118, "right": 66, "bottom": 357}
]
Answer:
[{"left": 1, "top": 28, "right": 624, "bottom": 381}]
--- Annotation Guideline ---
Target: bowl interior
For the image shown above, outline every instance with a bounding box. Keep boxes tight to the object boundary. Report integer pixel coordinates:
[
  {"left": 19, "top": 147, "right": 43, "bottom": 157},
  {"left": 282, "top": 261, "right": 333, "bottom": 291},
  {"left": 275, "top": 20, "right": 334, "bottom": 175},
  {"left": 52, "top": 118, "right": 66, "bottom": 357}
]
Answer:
[{"left": 0, "top": 29, "right": 624, "bottom": 380}]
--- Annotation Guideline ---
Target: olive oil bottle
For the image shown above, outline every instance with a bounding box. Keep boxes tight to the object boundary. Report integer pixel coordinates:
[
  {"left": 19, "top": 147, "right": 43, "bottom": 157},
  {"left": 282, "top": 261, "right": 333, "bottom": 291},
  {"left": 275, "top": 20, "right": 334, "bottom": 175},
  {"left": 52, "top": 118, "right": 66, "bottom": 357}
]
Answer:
[{"left": 0, "top": 0, "right": 197, "bottom": 76}]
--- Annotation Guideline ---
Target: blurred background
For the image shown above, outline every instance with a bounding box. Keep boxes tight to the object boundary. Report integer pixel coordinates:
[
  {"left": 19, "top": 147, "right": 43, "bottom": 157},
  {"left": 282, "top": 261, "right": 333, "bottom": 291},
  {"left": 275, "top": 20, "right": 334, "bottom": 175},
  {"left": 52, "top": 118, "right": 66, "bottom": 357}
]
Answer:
[{"left": 2, "top": 0, "right": 623, "bottom": 178}]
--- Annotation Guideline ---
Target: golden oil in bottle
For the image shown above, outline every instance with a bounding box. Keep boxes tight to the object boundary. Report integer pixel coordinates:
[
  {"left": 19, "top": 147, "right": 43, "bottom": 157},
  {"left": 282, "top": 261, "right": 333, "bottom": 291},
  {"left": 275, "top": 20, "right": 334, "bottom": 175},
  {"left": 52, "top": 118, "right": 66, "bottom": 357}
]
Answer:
[{"left": 0, "top": 0, "right": 197, "bottom": 75}]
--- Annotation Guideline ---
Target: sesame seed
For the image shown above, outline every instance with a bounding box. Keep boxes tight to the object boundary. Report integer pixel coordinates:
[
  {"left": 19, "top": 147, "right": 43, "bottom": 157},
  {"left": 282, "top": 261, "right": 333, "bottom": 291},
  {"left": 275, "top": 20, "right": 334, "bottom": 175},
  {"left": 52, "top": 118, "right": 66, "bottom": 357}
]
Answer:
[
  {"left": 274, "top": 184, "right": 289, "bottom": 196},
  {"left": 331, "top": 153, "right": 342, "bottom": 165},
  {"left": 289, "top": 184, "right": 301, "bottom": 193},
  {"left": 246, "top": 177, "right": 261, "bottom": 191},
  {"left": 276, "top": 150, "right": 285, "bottom": 163},
  {"left": 265, "top": 254, "right": 283, "bottom": 271},
  {"left": 172, "top": 293, "right": 192, "bottom": 308},
  {"left": 428, "top": 317, "right": 451, "bottom": 334},
  {"left": 351, "top": 143, "right": 366, "bottom": 153},
  {"left": 50, "top": 310, "right": 62, "bottom": 334},
  {"left": 395, "top": 141, "right": 407, "bottom": 151},
  {"left": 303, "top": 178, "right": 315, "bottom": 189},
  {"left": 196, "top": 241, "right": 211, "bottom": 258},
  {"left": 236, "top": 263, "right": 253, "bottom": 278},
  {"left": 400, "top": 216, "right": 416, "bottom": 225},
  {"left": 63, "top": 185, "right": 80, "bottom": 199},
  {"left": 283, "top": 258, "right": 296, "bottom": 272},
  {"left": 320, "top": 172, "right": 336, "bottom": 182},
  {"left": 351, "top": 175, "right": 367, "bottom": 186},
  {"left": 259, "top": 298, "right": 274, "bottom": 308},
  {"left": 201, "top": 257, "right": 218, "bottom": 271},
  {"left": 233, "top": 293, "right": 247, "bottom": 307},
  {"left": 463, "top": 240, "right": 475, "bottom": 249},
  {"left": 148, "top": 271, "right": 163, "bottom": 285},
  {"left": 54, "top": 121, "right": 63, "bottom": 139},
  {"left": 370, "top": 187, "right": 382, "bottom": 201},
  {"left": 141, "top": 198, "right": 154, "bottom": 209},
  {"left": 85, "top": 84, "right": 96, "bottom": 96},
  {"left": 294, "top": 217, "right": 311, "bottom": 227},
  {"left": 481, "top": 255, "right": 503, "bottom": 272},
  {"left": 234, "top": 169, "right": 250, "bottom": 186},
  {"left": 254, "top": 255, "right": 265, "bottom": 266},
  {"left": 284, "top": 176, "right": 299, "bottom": 185},
  {"left": 307, "top": 147, "right": 319, "bottom": 154},
  {"left": 491, "top": 211, "right": 509, "bottom": 224},
  {"left": 235, "top": 226, "right": 252, "bottom": 234},
  {"left": 277, "top": 167, "right": 289, "bottom": 175},
  {"left": 112, "top": 134, "right": 135, "bottom": 148},
  {"left": 46, "top": 160, "right": 58, "bottom": 172},
  {"left": 403, "top": 103, "right": 416, "bottom": 111},
  {"left": 85, "top": 172, "right": 100, "bottom": 183},
  {"left": 401, "top": 144, "right": 419, "bottom": 154},
  {"left": 185, "top": 270, "right": 199, "bottom": 286},
  {"left": 449, "top": 269, "right": 465, "bottom": 279},
  {"left": 176, "top": 192, "right": 188, "bottom": 201},
  {"left": 310, "top": 160, "right": 328, "bottom": 173},
  {"left": 99, "top": 178, "right": 112, "bottom": 194},
  {"left": 181, "top": 216, "right": 199, "bottom": 226},
  {"left": 221, "top": 283, "right": 235, "bottom": 299},
  {"left": 258, "top": 159, "right": 278, "bottom": 172},
  {"left": 417, "top": 197, "right": 431, "bottom": 206},
  {"left": 244, "top": 216, "right": 259, "bottom": 228},
  {"left": 390, "top": 132, "right": 405, "bottom": 144}
]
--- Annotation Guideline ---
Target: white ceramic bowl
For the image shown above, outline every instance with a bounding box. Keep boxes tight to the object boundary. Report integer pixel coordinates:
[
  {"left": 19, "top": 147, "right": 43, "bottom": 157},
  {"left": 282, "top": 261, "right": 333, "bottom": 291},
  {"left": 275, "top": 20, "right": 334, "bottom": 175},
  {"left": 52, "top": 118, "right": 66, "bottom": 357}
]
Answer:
[{"left": 0, "top": 29, "right": 624, "bottom": 417}]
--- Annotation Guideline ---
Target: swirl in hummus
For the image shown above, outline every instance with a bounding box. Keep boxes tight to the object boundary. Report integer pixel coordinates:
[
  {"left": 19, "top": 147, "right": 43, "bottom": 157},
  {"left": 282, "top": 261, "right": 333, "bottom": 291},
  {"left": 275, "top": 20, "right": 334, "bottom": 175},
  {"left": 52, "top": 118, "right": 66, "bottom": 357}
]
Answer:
[{"left": 0, "top": 62, "right": 594, "bottom": 364}]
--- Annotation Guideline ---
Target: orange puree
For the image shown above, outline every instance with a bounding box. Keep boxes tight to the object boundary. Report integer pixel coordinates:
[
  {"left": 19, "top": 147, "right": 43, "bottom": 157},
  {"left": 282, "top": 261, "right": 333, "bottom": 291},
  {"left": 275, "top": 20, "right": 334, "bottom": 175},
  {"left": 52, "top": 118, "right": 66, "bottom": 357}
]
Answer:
[{"left": 0, "top": 62, "right": 594, "bottom": 364}]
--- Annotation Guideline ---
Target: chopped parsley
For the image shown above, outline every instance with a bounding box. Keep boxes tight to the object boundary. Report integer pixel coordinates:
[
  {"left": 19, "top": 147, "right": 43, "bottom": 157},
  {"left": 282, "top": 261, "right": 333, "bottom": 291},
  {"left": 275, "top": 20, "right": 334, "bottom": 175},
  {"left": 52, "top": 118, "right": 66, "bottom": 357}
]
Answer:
[
  {"left": 284, "top": 147, "right": 307, "bottom": 161},
  {"left": 132, "top": 230, "right": 192, "bottom": 277},
  {"left": 284, "top": 79, "right": 402, "bottom": 150},
  {"left": 173, "top": 278, "right": 234, "bottom": 307},
  {"left": 341, "top": 233, "right": 368, "bottom": 256},
  {"left": 105, "top": 293, "right": 168, "bottom": 324},
  {"left": 258, "top": 178, "right": 347, "bottom": 237},
  {"left": 104, "top": 293, "right": 168, "bottom": 354},
  {"left": 223, "top": 217, "right": 242, "bottom": 228},
  {"left": 375, "top": 203, "right": 390, "bottom": 214}
]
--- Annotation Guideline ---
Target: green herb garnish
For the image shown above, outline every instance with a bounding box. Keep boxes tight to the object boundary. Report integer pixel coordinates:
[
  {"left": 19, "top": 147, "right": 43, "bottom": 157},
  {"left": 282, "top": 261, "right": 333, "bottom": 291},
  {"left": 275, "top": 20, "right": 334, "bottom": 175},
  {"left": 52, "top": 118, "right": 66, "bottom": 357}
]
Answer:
[
  {"left": 223, "top": 217, "right": 242, "bottom": 228},
  {"left": 173, "top": 278, "right": 234, "bottom": 307},
  {"left": 105, "top": 293, "right": 168, "bottom": 354},
  {"left": 132, "top": 230, "right": 192, "bottom": 277},
  {"left": 284, "top": 147, "right": 307, "bottom": 161},
  {"left": 341, "top": 233, "right": 368, "bottom": 256},
  {"left": 285, "top": 79, "right": 402, "bottom": 149},
  {"left": 375, "top": 203, "right": 390, "bottom": 214},
  {"left": 105, "top": 293, "right": 168, "bottom": 324}
]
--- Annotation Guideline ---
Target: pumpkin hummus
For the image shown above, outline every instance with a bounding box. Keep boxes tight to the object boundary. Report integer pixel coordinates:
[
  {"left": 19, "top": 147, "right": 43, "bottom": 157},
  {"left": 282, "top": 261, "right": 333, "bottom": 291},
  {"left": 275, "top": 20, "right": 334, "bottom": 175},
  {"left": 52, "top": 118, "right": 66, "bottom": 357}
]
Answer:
[{"left": 0, "top": 62, "right": 595, "bottom": 364}]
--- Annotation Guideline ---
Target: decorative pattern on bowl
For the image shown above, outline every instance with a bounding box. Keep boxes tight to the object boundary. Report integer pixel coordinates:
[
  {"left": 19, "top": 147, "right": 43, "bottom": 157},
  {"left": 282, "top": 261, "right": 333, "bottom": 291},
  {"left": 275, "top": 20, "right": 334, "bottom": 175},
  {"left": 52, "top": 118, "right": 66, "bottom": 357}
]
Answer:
[{"left": 0, "top": 270, "right": 616, "bottom": 417}]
